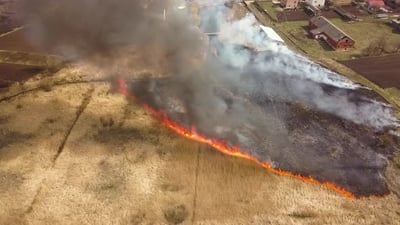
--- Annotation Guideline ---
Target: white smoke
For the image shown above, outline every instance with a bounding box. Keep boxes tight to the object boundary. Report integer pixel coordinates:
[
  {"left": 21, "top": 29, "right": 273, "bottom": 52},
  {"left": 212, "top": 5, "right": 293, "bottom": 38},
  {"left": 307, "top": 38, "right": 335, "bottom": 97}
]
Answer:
[
  {"left": 202, "top": 7, "right": 398, "bottom": 129},
  {"left": 219, "top": 15, "right": 360, "bottom": 89},
  {"left": 19, "top": 0, "right": 398, "bottom": 129}
]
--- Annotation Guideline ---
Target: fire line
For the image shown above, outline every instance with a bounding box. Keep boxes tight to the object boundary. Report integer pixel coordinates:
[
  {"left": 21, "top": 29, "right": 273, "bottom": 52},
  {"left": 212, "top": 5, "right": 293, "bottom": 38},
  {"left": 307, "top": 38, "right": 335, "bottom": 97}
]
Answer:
[{"left": 118, "top": 79, "right": 383, "bottom": 199}]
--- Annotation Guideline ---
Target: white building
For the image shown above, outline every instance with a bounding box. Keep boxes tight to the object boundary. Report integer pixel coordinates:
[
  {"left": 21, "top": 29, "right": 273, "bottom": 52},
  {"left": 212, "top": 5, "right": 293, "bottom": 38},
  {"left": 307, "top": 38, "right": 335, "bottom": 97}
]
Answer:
[
  {"left": 260, "top": 25, "right": 284, "bottom": 43},
  {"left": 305, "top": 0, "right": 326, "bottom": 8}
]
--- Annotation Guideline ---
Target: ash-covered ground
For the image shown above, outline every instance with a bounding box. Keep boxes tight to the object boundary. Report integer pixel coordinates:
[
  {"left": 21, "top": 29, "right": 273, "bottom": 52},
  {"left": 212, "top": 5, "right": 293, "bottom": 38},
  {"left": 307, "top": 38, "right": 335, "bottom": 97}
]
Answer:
[
  {"left": 126, "top": 43, "right": 400, "bottom": 197},
  {"left": 12, "top": 0, "right": 400, "bottom": 198}
]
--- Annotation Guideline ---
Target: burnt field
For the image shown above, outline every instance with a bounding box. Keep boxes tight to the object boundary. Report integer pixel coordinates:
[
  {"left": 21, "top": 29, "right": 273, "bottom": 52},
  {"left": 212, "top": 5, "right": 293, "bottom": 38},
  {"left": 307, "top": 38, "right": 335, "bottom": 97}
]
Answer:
[
  {"left": 0, "top": 63, "right": 44, "bottom": 88},
  {"left": 122, "top": 38, "right": 400, "bottom": 197},
  {"left": 0, "top": 1, "right": 20, "bottom": 34},
  {"left": 0, "top": 28, "right": 42, "bottom": 52},
  {"left": 341, "top": 54, "right": 400, "bottom": 88},
  {"left": 0, "top": 18, "right": 19, "bottom": 34},
  {"left": 125, "top": 66, "right": 399, "bottom": 197},
  {"left": 0, "top": 28, "right": 60, "bottom": 89}
]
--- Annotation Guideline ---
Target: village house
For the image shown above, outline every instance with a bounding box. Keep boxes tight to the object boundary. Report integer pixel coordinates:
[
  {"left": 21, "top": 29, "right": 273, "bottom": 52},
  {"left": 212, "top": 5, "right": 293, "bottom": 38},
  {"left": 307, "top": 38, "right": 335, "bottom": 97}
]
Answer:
[
  {"left": 280, "top": 0, "right": 300, "bottom": 9},
  {"left": 305, "top": 0, "right": 326, "bottom": 8},
  {"left": 309, "top": 16, "right": 355, "bottom": 49}
]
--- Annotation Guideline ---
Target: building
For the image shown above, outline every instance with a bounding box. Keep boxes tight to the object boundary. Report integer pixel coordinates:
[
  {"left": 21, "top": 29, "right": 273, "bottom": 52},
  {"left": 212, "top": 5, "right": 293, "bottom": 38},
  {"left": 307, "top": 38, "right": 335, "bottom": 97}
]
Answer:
[
  {"left": 309, "top": 16, "right": 355, "bottom": 49},
  {"left": 280, "top": 0, "right": 299, "bottom": 9},
  {"left": 260, "top": 25, "right": 285, "bottom": 43},
  {"left": 330, "top": 0, "right": 352, "bottom": 6},
  {"left": 305, "top": 0, "right": 326, "bottom": 8},
  {"left": 368, "top": 0, "right": 385, "bottom": 7}
]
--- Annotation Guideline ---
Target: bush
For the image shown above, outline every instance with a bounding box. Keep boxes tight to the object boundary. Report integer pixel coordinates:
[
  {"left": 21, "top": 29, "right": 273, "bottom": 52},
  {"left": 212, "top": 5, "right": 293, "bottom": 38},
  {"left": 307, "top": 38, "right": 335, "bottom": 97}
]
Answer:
[{"left": 163, "top": 204, "right": 189, "bottom": 224}]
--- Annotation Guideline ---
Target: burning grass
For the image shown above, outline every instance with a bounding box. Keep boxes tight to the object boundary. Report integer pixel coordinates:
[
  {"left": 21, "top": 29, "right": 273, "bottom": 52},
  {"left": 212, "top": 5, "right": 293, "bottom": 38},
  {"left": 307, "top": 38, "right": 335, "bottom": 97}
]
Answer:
[
  {"left": 119, "top": 79, "right": 396, "bottom": 199},
  {"left": 1, "top": 78, "right": 400, "bottom": 224}
]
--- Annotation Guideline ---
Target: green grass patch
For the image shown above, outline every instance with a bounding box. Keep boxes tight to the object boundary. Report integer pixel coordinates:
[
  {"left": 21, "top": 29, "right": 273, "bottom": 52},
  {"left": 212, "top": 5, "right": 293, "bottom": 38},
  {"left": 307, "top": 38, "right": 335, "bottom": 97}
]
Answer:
[
  {"left": 237, "top": 5, "right": 400, "bottom": 113},
  {"left": 271, "top": 19, "right": 400, "bottom": 112},
  {"left": 256, "top": 1, "right": 279, "bottom": 21},
  {"left": 276, "top": 17, "right": 400, "bottom": 61}
]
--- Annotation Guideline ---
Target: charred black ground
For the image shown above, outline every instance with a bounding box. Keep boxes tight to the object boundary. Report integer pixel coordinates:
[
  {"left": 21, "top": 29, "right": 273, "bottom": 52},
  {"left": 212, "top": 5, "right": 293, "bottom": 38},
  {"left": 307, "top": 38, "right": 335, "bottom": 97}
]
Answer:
[{"left": 126, "top": 52, "right": 399, "bottom": 197}]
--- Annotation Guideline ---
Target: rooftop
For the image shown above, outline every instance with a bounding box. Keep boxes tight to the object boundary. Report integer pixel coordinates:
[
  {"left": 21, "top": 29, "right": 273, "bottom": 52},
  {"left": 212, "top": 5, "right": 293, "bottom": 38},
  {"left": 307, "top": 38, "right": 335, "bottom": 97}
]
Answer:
[{"left": 310, "top": 16, "right": 353, "bottom": 42}]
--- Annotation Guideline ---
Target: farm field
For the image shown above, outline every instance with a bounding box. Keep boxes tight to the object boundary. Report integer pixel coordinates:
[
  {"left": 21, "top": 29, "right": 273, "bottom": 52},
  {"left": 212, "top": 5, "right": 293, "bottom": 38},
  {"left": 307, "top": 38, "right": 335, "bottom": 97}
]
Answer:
[{"left": 341, "top": 54, "right": 400, "bottom": 88}]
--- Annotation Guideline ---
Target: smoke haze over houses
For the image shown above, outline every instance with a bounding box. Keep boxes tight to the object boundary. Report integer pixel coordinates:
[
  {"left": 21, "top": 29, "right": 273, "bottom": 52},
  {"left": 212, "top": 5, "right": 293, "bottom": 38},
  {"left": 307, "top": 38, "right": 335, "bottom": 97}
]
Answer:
[{"left": 17, "top": 0, "right": 399, "bottom": 129}]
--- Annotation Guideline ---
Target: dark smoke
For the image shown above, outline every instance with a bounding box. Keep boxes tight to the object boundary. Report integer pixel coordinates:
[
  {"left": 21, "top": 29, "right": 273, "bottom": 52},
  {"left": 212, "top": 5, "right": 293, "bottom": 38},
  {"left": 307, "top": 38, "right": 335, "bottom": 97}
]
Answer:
[
  {"left": 18, "top": 0, "right": 206, "bottom": 73},
  {"left": 17, "top": 0, "right": 400, "bottom": 196},
  {"left": 18, "top": 0, "right": 398, "bottom": 130}
]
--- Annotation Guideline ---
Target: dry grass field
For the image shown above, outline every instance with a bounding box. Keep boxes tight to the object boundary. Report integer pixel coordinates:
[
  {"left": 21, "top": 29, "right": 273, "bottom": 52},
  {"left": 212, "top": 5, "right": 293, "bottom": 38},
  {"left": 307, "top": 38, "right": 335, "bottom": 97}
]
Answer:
[
  {"left": 0, "top": 63, "right": 400, "bottom": 225},
  {"left": 1, "top": 6, "right": 400, "bottom": 224}
]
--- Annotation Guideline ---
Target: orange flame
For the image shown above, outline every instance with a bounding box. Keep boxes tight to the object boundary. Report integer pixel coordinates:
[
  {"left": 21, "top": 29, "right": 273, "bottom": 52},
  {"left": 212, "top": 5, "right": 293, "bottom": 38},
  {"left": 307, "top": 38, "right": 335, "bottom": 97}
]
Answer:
[{"left": 119, "top": 79, "right": 386, "bottom": 199}]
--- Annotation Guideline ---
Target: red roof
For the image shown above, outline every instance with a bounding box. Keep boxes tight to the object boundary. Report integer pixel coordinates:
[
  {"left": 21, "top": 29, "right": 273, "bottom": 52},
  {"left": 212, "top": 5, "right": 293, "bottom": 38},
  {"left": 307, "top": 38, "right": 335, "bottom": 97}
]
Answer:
[{"left": 368, "top": 0, "right": 385, "bottom": 6}]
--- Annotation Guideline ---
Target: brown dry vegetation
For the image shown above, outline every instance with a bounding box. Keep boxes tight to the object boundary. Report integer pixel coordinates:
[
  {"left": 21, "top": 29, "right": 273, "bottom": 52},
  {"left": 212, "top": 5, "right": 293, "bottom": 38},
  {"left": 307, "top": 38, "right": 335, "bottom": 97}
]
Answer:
[
  {"left": 1, "top": 6, "right": 400, "bottom": 224},
  {"left": 0, "top": 65, "right": 399, "bottom": 225}
]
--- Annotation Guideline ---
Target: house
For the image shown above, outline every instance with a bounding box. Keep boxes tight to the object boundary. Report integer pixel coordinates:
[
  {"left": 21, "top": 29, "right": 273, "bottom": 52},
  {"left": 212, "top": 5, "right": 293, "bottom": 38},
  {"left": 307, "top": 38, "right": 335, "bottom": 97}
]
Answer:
[
  {"left": 309, "top": 16, "right": 355, "bottom": 49},
  {"left": 305, "top": 0, "right": 326, "bottom": 8},
  {"left": 330, "top": 0, "right": 352, "bottom": 6},
  {"left": 280, "top": 0, "right": 300, "bottom": 9}
]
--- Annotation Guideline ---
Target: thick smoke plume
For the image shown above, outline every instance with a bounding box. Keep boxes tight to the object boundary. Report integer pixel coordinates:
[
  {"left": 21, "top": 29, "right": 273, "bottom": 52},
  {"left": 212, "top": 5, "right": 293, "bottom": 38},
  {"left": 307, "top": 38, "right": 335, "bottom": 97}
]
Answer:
[
  {"left": 18, "top": 0, "right": 207, "bottom": 75},
  {"left": 18, "top": 0, "right": 398, "bottom": 129}
]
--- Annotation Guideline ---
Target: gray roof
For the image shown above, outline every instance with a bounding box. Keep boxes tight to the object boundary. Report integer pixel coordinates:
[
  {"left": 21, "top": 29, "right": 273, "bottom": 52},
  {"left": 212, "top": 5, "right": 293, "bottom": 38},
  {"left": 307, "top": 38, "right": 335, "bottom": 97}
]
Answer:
[{"left": 310, "top": 16, "right": 353, "bottom": 42}]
